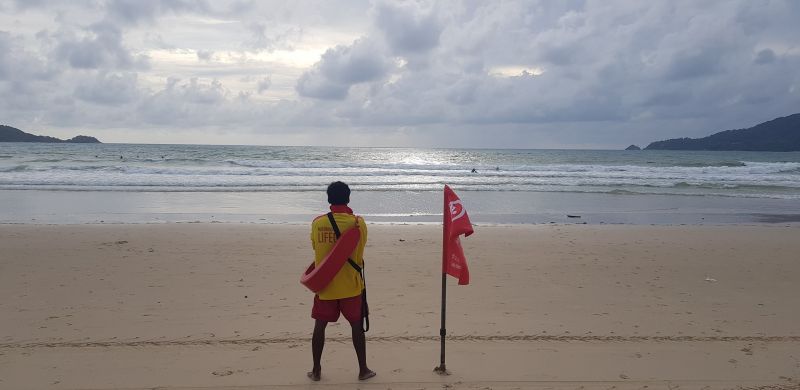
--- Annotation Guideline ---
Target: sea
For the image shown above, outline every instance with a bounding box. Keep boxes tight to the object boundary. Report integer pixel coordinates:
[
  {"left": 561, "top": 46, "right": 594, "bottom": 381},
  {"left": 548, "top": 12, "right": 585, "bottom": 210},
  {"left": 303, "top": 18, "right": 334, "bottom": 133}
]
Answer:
[{"left": 1, "top": 143, "right": 800, "bottom": 225}]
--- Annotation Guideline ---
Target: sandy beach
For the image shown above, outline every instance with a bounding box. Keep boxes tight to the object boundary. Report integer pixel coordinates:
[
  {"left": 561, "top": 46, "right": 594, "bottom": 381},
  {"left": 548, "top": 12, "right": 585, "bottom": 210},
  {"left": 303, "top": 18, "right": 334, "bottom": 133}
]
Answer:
[{"left": 1, "top": 223, "right": 799, "bottom": 389}]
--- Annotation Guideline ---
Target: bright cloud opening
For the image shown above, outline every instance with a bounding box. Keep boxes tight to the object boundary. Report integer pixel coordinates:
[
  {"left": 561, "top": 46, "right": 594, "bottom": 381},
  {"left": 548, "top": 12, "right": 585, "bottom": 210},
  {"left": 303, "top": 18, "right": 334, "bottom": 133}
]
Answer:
[{"left": 489, "top": 66, "right": 545, "bottom": 78}]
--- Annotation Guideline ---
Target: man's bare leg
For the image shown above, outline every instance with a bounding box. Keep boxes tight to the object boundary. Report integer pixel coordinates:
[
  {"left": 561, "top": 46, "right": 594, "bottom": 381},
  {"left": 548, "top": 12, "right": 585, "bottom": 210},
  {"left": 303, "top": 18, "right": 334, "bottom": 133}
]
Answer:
[
  {"left": 350, "top": 321, "right": 376, "bottom": 380},
  {"left": 308, "top": 320, "right": 327, "bottom": 381}
]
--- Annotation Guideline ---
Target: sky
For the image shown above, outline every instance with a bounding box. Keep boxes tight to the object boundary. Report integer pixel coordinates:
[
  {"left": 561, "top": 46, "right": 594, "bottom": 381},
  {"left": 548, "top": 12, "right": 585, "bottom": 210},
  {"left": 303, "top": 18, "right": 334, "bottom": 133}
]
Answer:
[{"left": 1, "top": 0, "right": 799, "bottom": 149}]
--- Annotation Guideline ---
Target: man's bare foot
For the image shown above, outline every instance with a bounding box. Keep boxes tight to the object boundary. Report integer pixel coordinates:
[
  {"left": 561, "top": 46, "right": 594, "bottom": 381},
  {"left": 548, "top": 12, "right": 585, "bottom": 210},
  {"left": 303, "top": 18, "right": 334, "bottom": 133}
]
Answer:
[
  {"left": 358, "top": 369, "right": 376, "bottom": 380},
  {"left": 307, "top": 369, "right": 321, "bottom": 381}
]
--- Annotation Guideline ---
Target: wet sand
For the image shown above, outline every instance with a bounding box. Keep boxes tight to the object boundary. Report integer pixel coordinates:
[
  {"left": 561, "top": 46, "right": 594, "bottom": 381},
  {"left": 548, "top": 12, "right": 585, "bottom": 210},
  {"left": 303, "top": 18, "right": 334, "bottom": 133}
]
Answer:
[{"left": 1, "top": 223, "right": 799, "bottom": 389}]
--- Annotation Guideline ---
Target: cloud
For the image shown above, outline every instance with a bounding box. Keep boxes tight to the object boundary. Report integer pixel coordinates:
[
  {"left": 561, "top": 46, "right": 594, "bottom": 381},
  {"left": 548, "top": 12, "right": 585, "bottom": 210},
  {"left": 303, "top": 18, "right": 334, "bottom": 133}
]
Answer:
[
  {"left": 374, "top": 1, "right": 442, "bottom": 55},
  {"left": 137, "top": 77, "right": 227, "bottom": 125},
  {"left": 0, "top": 31, "right": 55, "bottom": 81},
  {"left": 296, "top": 38, "right": 393, "bottom": 100},
  {"left": 754, "top": 48, "right": 776, "bottom": 65},
  {"left": 2, "top": 1, "right": 800, "bottom": 147},
  {"left": 74, "top": 71, "right": 139, "bottom": 105},
  {"left": 0, "top": 30, "right": 68, "bottom": 125},
  {"left": 295, "top": 72, "right": 349, "bottom": 100},
  {"left": 287, "top": 0, "right": 800, "bottom": 144},
  {"left": 664, "top": 47, "right": 725, "bottom": 81},
  {"left": 174, "top": 77, "right": 226, "bottom": 104},
  {"left": 52, "top": 22, "right": 149, "bottom": 69},
  {"left": 243, "top": 22, "right": 301, "bottom": 52},
  {"left": 7, "top": 0, "right": 48, "bottom": 11},
  {"left": 257, "top": 76, "right": 271, "bottom": 94},
  {"left": 103, "top": 0, "right": 210, "bottom": 26},
  {"left": 196, "top": 49, "right": 214, "bottom": 61}
]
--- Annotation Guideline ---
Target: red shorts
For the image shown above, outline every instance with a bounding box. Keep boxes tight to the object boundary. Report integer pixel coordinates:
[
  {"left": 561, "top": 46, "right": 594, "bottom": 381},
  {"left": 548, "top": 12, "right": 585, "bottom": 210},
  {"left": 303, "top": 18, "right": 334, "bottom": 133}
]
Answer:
[{"left": 312, "top": 294, "right": 363, "bottom": 323}]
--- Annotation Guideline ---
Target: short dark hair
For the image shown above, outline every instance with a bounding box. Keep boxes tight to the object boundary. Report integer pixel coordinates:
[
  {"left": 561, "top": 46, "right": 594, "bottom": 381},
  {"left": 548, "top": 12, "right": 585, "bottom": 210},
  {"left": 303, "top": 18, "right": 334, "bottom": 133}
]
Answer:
[{"left": 327, "top": 181, "right": 350, "bottom": 205}]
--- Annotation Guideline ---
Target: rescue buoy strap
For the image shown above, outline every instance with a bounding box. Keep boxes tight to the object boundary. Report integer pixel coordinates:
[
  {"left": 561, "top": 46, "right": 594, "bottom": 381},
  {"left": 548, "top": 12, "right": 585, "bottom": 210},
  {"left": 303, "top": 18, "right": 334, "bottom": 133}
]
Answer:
[{"left": 326, "top": 212, "right": 363, "bottom": 273}]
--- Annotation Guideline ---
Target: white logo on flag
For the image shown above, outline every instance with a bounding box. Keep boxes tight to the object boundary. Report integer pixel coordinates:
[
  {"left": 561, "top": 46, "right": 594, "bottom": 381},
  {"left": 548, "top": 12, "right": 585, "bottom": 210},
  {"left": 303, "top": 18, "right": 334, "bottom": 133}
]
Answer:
[
  {"left": 449, "top": 252, "right": 462, "bottom": 268},
  {"left": 449, "top": 200, "right": 465, "bottom": 222}
]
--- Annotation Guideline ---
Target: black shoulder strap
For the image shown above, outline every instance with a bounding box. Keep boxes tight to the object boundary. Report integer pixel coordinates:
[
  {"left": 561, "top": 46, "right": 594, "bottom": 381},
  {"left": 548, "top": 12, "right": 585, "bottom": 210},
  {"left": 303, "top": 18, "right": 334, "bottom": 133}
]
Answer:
[
  {"left": 326, "top": 212, "right": 341, "bottom": 237},
  {"left": 326, "top": 212, "right": 362, "bottom": 273}
]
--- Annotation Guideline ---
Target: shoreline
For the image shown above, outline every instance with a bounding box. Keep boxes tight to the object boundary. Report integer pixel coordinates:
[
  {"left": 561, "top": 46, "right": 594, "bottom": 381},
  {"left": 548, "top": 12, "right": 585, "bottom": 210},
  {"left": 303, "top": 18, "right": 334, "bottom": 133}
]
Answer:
[
  {"left": 3, "top": 220, "right": 800, "bottom": 227},
  {"left": 3, "top": 188, "right": 800, "bottom": 225}
]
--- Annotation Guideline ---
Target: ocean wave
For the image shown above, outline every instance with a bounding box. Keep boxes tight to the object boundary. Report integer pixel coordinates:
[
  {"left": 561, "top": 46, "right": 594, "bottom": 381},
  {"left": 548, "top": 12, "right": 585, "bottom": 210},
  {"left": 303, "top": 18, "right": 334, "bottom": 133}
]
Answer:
[
  {"left": 669, "top": 182, "right": 783, "bottom": 190},
  {"left": 2, "top": 183, "right": 798, "bottom": 200},
  {"left": 12, "top": 160, "right": 800, "bottom": 178},
  {"left": 3, "top": 165, "right": 800, "bottom": 189},
  {"left": 607, "top": 189, "right": 638, "bottom": 195},
  {"left": 225, "top": 159, "right": 470, "bottom": 171},
  {"left": 25, "top": 158, "right": 65, "bottom": 163},
  {"left": 2, "top": 170, "right": 799, "bottom": 188},
  {"left": 741, "top": 161, "right": 800, "bottom": 172},
  {"left": 675, "top": 161, "right": 746, "bottom": 167},
  {"left": 0, "top": 165, "right": 29, "bottom": 173},
  {"left": 774, "top": 165, "right": 800, "bottom": 174}
]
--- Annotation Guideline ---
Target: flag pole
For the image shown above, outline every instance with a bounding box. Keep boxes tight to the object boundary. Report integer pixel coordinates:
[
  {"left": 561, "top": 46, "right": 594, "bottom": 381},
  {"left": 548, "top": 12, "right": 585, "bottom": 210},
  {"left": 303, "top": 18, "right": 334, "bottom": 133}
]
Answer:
[
  {"left": 435, "top": 272, "right": 447, "bottom": 374},
  {"left": 435, "top": 188, "right": 450, "bottom": 375}
]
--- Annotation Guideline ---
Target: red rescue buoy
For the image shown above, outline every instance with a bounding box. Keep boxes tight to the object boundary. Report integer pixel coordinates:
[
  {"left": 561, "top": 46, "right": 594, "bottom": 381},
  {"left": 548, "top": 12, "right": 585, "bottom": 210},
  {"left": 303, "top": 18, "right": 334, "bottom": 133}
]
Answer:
[{"left": 300, "top": 227, "right": 361, "bottom": 293}]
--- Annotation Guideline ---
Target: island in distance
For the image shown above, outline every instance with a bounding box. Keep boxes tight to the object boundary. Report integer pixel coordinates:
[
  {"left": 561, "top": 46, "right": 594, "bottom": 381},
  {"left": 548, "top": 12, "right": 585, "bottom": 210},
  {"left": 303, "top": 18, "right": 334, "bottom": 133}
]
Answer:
[
  {"left": 644, "top": 113, "right": 799, "bottom": 152},
  {"left": 0, "top": 125, "right": 101, "bottom": 143},
  {"left": 625, "top": 144, "right": 641, "bottom": 150}
]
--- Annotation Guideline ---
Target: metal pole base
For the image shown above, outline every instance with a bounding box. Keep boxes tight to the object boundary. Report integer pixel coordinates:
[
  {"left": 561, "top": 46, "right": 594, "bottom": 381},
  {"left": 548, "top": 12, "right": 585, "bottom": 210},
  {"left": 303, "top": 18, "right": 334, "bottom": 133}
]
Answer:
[{"left": 433, "top": 365, "right": 451, "bottom": 375}]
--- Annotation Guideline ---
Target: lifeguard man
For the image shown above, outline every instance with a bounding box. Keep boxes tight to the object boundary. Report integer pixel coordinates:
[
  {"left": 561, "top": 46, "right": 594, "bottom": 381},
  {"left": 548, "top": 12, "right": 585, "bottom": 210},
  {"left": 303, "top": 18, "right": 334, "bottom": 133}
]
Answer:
[{"left": 307, "top": 181, "right": 375, "bottom": 381}]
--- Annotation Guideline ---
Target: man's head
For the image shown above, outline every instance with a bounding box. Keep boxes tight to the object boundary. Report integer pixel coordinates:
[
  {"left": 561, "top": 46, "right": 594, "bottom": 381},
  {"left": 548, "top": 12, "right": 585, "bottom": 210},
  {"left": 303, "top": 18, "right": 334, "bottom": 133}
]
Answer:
[{"left": 327, "top": 181, "right": 350, "bottom": 205}]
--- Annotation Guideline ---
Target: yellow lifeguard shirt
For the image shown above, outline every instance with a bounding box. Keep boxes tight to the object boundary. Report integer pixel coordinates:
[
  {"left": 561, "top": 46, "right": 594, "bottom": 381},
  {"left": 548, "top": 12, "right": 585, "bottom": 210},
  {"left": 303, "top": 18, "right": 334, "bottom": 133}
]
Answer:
[{"left": 310, "top": 206, "right": 367, "bottom": 300}]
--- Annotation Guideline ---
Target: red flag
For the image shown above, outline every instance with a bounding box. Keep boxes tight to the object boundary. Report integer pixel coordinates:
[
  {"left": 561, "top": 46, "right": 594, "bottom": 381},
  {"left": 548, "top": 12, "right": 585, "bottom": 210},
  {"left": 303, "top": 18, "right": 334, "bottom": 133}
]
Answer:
[{"left": 443, "top": 185, "right": 473, "bottom": 285}]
